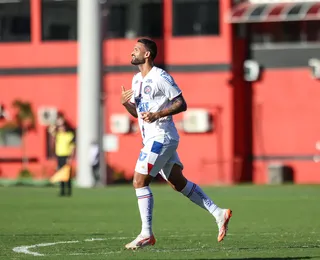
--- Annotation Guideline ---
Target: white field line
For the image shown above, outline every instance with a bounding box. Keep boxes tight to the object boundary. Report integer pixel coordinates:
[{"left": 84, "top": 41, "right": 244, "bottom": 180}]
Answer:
[
  {"left": 12, "top": 236, "right": 211, "bottom": 256},
  {"left": 13, "top": 241, "right": 79, "bottom": 256},
  {"left": 12, "top": 232, "right": 319, "bottom": 256}
]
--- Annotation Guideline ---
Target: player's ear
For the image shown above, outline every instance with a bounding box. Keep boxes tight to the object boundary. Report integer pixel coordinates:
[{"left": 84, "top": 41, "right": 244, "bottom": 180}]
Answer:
[{"left": 145, "top": 51, "right": 151, "bottom": 59}]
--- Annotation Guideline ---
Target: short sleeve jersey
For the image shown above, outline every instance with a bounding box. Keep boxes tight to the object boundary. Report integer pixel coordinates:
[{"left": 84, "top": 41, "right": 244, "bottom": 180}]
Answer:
[
  {"left": 55, "top": 131, "right": 75, "bottom": 157},
  {"left": 130, "top": 66, "right": 181, "bottom": 144}
]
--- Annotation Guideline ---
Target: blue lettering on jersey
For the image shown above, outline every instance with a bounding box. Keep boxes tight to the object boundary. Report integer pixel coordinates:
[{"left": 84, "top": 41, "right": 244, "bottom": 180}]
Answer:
[
  {"left": 135, "top": 96, "right": 141, "bottom": 108},
  {"left": 160, "top": 71, "right": 176, "bottom": 86},
  {"left": 138, "top": 102, "right": 149, "bottom": 112}
]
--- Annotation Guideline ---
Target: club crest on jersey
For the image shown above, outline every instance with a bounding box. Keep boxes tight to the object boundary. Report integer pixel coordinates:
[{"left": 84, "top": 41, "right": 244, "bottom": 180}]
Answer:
[{"left": 144, "top": 85, "right": 152, "bottom": 94}]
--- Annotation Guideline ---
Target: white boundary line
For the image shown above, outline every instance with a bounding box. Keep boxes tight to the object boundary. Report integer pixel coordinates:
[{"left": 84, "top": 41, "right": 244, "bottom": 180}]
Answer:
[
  {"left": 12, "top": 238, "right": 214, "bottom": 257},
  {"left": 12, "top": 233, "right": 319, "bottom": 257},
  {"left": 13, "top": 241, "right": 79, "bottom": 256},
  {"left": 12, "top": 236, "right": 215, "bottom": 256},
  {"left": 12, "top": 237, "right": 132, "bottom": 256}
]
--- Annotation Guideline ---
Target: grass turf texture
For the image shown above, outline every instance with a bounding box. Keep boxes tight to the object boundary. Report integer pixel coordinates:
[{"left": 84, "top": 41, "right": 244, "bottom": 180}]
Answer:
[{"left": 0, "top": 185, "right": 319, "bottom": 259}]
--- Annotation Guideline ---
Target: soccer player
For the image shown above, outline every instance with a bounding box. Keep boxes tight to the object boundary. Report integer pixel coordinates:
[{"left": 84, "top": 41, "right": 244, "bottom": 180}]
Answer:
[{"left": 121, "top": 38, "right": 232, "bottom": 250}]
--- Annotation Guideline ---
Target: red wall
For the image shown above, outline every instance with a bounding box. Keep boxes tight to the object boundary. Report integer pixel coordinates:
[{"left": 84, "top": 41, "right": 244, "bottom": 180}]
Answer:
[
  {"left": 0, "top": 0, "right": 237, "bottom": 184},
  {"left": 252, "top": 69, "right": 320, "bottom": 183},
  {"left": 2, "top": 0, "right": 319, "bottom": 184},
  {"left": 0, "top": 75, "right": 77, "bottom": 178}
]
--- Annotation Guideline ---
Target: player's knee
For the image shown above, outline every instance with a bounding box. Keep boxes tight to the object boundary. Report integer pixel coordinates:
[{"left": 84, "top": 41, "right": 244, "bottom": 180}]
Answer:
[
  {"left": 132, "top": 179, "right": 145, "bottom": 189},
  {"left": 173, "top": 181, "right": 186, "bottom": 192},
  {"left": 168, "top": 165, "right": 187, "bottom": 192},
  {"left": 168, "top": 177, "right": 187, "bottom": 192},
  {"left": 133, "top": 172, "right": 152, "bottom": 189}
]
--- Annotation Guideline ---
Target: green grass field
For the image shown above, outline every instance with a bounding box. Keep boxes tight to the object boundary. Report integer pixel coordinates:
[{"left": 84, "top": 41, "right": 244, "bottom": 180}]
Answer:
[{"left": 0, "top": 184, "right": 319, "bottom": 259}]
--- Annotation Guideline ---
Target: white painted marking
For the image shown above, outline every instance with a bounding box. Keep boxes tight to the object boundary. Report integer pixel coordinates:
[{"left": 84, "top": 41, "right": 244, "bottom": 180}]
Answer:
[
  {"left": 13, "top": 241, "right": 79, "bottom": 256},
  {"left": 12, "top": 232, "right": 319, "bottom": 256},
  {"left": 12, "top": 235, "right": 215, "bottom": 257},
  {"left": 84, "top": 238, "right": 105, "bottom": 242},
  {"left": 84, "top": 237, "right": 129, "bottom": 241},
  {"left": 68, "top": 251, "right": 123, "bottom": 256}
]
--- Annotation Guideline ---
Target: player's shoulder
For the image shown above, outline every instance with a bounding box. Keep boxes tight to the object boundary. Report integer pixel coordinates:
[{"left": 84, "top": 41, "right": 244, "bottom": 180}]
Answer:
[
  {"left": 153, "top": 67, "right": 175, "bottom": 85},
  {"left": 153, "top": 66, "right": 170, "bottom": 77}
]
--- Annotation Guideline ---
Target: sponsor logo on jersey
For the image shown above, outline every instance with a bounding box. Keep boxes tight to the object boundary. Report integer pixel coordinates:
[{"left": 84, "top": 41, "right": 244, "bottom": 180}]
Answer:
[
  {"left": 146, "top": 79, "right": 153, "bottom": 83},
  {"left": 138, "top": 102, "right": 149, "bottom": 112}
]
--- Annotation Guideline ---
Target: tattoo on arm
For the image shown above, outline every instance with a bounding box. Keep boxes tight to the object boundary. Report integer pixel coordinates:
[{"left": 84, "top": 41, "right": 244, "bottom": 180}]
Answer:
[
  {"left": 124, "top": 102, "right": 138, "bottom": 118},
  {"left": 158, "top": 95, "right": 187, "bottom": 118}
]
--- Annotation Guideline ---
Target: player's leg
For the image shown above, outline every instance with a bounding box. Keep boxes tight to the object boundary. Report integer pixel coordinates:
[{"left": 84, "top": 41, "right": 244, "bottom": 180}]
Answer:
[
  {"left": 133, "top": 172, "right": 154, "bottom": 239},
  {"left": 125, "top": 138, "right": 174, "bottom": 249},
  {"left": 164, "top": 162, "right": 220, "bottom": 213},
  {"left": 163, "top": 156, "right": 232, "bottom": 242},
  {"left": 66, "top": 169, "right": 72, "bottom": 196},
  {"left": 125, "top": 171, "right": 156, "bottom": 249},
  {"left": 57, "top": 156, "right": 67, "bottom": 196},
  {"left": 59, "top": 181, "right": 65, "bottom": 196}
]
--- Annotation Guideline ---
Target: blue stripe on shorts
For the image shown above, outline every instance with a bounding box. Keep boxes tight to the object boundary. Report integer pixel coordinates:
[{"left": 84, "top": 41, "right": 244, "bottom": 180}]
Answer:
[{"left": 150, "top": 141, "right": 163, "bottom": 154}]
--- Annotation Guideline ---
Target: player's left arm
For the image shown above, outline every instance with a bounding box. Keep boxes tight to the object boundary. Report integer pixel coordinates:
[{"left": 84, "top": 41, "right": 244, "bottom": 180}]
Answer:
[
  {"left": 158, "top": 94, "right": 187, "bottom": 117},
  {"left": 141, "top": 94, "right": 187, "bottom": 123},
  {"left": 141, "top": 72, "right": 187, "bottom": 123}
]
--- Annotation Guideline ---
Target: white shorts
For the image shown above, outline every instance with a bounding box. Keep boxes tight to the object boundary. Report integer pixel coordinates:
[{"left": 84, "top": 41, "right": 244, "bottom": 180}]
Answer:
[{"left": 135, "top": 137, "right": 183, "bottom": 180}]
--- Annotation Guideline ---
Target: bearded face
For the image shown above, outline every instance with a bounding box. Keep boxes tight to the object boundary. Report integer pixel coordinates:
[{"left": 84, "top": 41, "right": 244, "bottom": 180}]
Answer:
[
  {"left": 131, "top": 43, "right": 148, "bottom": 65},
  {"left": 131, "top": 53, "right": 145, "bottom": 65}
]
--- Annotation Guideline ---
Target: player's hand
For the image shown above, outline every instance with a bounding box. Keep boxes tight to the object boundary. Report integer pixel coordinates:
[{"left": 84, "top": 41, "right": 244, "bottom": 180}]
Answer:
[
  {"left": 141, "top": 112, "right": 160, "bottom": 123},
  {"left": 121, "top": 86, "right": 133, "bottom": 105}
]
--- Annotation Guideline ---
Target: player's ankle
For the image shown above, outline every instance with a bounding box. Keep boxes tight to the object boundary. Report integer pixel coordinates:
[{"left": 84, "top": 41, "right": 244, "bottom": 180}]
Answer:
[
  {"left": 211, "top": 206, "right": 222, "bottom": 219},
  {"left": 140, "top": 230, "right": 153, "bottom": 237}
]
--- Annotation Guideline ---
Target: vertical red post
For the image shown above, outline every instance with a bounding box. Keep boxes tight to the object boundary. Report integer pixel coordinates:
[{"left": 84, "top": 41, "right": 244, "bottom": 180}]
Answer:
[
  {"left": 230, "top": 23, "right": 253, "bottom": 183},
  {"left": 30, "top": 0, "right": 41, "bottom": 44},
  {"left": 163, "top": 0, "right": 172, "bottom": 66}
]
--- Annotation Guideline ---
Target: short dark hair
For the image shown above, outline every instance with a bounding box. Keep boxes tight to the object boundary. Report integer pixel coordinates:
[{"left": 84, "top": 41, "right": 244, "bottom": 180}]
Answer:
[{"left": 137, "top": 38, "right": 157, "bottom": 61}]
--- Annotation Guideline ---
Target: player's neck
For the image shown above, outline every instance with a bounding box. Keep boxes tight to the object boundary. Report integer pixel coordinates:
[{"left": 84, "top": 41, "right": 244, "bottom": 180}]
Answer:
[{"left": 138, "top": 63, "right": 154, "bottom": 78}]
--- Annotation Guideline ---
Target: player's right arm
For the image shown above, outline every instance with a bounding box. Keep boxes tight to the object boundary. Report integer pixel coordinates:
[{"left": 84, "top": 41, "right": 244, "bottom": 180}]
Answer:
[{"left": 121, "top": 85, "right": 138, "bottom": 118}]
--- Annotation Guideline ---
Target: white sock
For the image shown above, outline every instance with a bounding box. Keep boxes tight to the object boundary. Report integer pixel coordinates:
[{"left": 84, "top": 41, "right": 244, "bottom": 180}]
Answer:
[
  {"left": 181, "top": 181, "right": 221, "bottom": 219},
  {"left": 136, "top": 186, "right": 154, "bottom": 237}
]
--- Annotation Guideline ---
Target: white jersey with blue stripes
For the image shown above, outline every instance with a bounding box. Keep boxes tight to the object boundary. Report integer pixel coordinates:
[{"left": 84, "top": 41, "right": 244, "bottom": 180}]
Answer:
[{"left": 130, "top": 66, "right": 181, "bottom": 144}]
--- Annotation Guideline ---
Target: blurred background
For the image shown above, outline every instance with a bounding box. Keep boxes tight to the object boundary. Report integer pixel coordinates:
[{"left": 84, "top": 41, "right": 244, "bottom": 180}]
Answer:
[{"left": 0, "top": 0, "right": 320, "bottom": 188}]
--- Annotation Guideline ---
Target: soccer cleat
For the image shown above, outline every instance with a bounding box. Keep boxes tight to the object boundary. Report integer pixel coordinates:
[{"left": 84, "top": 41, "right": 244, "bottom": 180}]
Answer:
[
  {"left": 216, "top": 209, "right": 232, "bottom": 242},
  {"left": 125, "top": 234, "right": 156, "bottom": 250}
]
